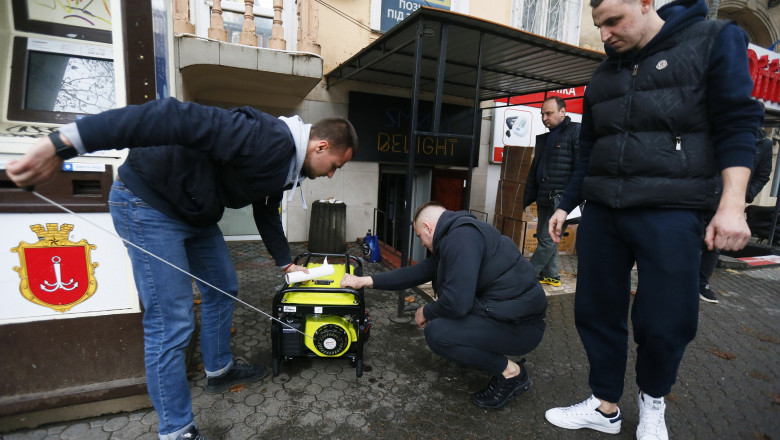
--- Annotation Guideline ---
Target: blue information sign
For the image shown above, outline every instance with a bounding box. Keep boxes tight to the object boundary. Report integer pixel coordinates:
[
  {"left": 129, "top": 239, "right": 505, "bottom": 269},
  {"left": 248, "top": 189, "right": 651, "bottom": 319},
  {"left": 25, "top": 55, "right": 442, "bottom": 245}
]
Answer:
[{"left": 380, "top": 0, "right": 451, "bottom": 32}]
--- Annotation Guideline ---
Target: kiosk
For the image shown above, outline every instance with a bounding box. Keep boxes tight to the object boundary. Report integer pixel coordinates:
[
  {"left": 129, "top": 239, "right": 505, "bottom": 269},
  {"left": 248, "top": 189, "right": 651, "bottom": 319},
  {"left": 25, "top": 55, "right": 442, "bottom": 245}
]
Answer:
[{"left": 0, "top": 0, "right": 154, "bottom": 430}]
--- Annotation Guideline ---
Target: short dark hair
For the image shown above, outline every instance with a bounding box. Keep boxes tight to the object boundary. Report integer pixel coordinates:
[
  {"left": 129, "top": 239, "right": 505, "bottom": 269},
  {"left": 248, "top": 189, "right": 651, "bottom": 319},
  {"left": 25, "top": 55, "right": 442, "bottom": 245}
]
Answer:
[
  {"left": 414, "top": 201, "right": 446, "bottom": 223},
  {"left": 591, "top": 0, "right": 637, "bottom": 8},
  {"left": 544, "top": 96, "right": 566, "bottom": 111},
  {"left": 311, "top": 118, "right": 359, "bottom": 156}
]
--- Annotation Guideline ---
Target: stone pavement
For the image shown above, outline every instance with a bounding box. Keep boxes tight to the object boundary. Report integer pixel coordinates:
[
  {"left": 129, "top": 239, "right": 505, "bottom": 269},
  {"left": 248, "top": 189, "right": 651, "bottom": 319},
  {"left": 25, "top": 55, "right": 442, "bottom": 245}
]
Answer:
[{"left": 3, "top": 241, "right": 778, "bottom": 440}]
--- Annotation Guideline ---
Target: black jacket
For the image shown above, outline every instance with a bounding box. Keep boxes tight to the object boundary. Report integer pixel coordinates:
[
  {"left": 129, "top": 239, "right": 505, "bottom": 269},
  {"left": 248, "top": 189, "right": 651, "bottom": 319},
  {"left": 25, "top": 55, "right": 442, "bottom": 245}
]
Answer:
[
  {"left": 372, "top": 211, "right": 547, "bottom": 324},
  {"left": 77, "top": 98, "right": 298, "bottom": 265},
  {"left": 524, "top": 116, "right": 580, "bottom": 207}
]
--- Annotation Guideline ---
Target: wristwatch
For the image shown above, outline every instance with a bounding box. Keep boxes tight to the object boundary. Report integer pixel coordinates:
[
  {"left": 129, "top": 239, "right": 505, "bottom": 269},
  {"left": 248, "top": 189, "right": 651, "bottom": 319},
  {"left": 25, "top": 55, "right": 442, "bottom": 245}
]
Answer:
[{"left": 49, "top": 131, "right": 78, "bottom": 160}]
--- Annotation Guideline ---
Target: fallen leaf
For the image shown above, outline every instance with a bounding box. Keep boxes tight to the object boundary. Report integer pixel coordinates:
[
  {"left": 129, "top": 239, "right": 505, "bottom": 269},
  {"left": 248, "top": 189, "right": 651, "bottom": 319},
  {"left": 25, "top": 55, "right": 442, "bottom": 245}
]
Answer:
[
  {"left": 741, "top": 325, "right": 755, "bottom": 334},
  {"left": 630, "top": 291, "right": 637, "bottom": 296},
  {"left": 405, "top": 296, "right": 415, "bottom": 303},
  {"left": 193, "top": 299, "right": 202, "bottom": 305},
  {"left": 726, "top": 269, "right": 740, "bottom": 274},
  {"left": 770, "top": 393, "right": 780, "bottom": 405},
  {"left": 754, "top": 434, "right": 771, "bottom": 440},
  {"left": 229, "top": 384, "right": 247, "bottom": 392},
  {"left": 231, "top": 327, "right": 236, "bottom": 335},
  {"left": 709, "top": 348, "right": 736, "bottom": 360},
  {"left": 748, "top": 370, "right": 772, "bottom": 382},
  {"left": 757, "top": 333, "right": 779, "bottom": 344},
  {"left": 665, "top": 392, "right": 678, "bottom": 402}
]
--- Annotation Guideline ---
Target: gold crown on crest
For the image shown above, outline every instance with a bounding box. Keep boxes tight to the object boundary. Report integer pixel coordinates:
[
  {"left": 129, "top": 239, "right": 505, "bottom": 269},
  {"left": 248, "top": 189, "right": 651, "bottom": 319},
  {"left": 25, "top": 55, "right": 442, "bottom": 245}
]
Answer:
[{"left": 30, "top": 223, "right": 74, "bottom": 241}]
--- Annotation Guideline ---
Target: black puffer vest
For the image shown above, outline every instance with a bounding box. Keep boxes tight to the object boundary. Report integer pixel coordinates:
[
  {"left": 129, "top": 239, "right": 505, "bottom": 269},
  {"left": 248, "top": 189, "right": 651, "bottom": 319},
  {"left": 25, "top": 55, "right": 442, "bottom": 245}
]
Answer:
[
  {"left": 434, "top": 212, "right": 547, "bottom": 324},
  {"left": 583, "top": 20, "right": 728, "bottom": 210},
  {"left": 524, "top": 116, "right": 580, "bottom": 207}
]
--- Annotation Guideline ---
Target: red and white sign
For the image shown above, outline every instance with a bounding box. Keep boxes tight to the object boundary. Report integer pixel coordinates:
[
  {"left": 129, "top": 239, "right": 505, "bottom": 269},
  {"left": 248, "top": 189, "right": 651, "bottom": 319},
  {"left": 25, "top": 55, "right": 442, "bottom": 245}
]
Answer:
[
  {"left": 491, "top": 87, "right": 585, "bottom": 164},
  {"left": 748, "top": 44, "right": 780, "bottom": 112}
]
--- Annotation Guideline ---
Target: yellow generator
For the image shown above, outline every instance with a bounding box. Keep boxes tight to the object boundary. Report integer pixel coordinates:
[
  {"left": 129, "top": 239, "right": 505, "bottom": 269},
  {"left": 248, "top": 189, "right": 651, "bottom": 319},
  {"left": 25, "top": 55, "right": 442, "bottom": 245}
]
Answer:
[{"left": 271, "top": 252, "right": 371, "bottom": 377}]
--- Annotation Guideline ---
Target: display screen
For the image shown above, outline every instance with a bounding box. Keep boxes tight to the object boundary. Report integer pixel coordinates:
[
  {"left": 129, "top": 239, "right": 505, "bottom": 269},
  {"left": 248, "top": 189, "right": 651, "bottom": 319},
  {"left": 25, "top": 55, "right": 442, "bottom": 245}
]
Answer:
[{"left": 25, "top": 51, "right": 115, "bottom": 114}]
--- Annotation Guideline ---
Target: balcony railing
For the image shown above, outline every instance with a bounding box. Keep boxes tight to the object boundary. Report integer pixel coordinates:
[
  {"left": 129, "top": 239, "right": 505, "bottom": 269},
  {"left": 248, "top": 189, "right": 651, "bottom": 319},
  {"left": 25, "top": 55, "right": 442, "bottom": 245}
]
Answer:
[{"left": 174, "top": 0, "right": 320, "bottom": 55}]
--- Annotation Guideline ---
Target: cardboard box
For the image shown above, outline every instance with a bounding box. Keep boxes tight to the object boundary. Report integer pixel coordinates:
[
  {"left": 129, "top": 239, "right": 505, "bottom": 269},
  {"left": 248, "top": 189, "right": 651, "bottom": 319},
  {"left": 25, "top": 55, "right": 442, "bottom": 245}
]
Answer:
[
  {"left": 523, "top": 221, "right": 538, "bottom": 257},
  {"left": 493, "top": 213, "right": 504, "bottom": 233},
  {"left": 558, "top": 224, "right": 578, "bottom": 255},
  {"left": 495, "top": 180, "right": 524, "bottom": 219},
  {"left": 494, "top": 180, "right": 535, "bottom": 221},
  {"left": 500, "top": 146, "right": 535, "bottom": 183},
  {"left": 501, "top": 216, "right": 527, "bottom": 249},
  {"left": 524, "top": 222, "right": 578, "bottom": 257},
  {"left": 526, "top": 202, "right": 538, "bottom": 221}
]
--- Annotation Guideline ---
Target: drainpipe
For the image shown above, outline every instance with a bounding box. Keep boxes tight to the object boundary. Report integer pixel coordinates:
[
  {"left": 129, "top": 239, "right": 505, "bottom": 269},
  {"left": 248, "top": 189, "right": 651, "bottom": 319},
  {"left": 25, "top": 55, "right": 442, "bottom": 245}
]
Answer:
[{"left": 707, "top": 0, "right": 720, "bottom": 20}]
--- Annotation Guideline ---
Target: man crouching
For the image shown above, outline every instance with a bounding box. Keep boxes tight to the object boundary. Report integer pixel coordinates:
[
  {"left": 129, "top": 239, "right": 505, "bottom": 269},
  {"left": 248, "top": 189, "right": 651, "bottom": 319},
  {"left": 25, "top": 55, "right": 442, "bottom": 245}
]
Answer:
[{"left": 341, "top": 201, "right": 547, "bottom": 410}]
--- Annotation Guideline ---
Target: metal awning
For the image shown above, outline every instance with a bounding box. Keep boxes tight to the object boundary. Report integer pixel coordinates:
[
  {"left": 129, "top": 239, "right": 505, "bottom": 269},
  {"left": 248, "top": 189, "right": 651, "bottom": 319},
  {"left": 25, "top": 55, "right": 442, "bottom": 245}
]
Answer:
[
  {"left": 325, "top": 7, "right": 606, "bottom": 101},
  {"left": 324, "top": 8, "right": 607, "bottom": 303}
]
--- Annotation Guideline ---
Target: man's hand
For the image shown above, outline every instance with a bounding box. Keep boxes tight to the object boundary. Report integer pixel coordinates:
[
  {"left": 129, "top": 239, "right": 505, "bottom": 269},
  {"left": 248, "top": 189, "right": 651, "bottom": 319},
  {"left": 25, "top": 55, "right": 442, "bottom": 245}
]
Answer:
[
  {"left": 705, "top": 166, "right": 752, "bottom": 252},
  {"left": 414, "top": 306, "right": 428, "bottom": 328},
  {"left": 548, "top": 209, "right": 569, "bottom": 244},
  {"left": 705, "top": 209, "right": 750, "bottom": 251},
  {"left": 284, "top": 264, "right": 309, "bottom": 273},
  {"left": 340, "top": 274, "right": 373, "bottom": 289},
  {"left": 5, "top": 133, "right": 65, "bottom": 188}
]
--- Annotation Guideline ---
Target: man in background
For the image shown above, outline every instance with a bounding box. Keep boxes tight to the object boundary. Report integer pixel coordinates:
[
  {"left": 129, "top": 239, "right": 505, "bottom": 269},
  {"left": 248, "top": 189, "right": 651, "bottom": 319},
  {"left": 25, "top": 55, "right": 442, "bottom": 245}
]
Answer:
[{"left": 523, "top": 96, "right": 580, "bottom": 287}]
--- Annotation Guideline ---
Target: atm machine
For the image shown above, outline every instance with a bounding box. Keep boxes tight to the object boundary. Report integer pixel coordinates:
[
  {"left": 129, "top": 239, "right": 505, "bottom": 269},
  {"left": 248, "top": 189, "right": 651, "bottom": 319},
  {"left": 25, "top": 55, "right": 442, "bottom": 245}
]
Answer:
[{"left": 0, "top": 0, "right": 163, "bottom": 430}]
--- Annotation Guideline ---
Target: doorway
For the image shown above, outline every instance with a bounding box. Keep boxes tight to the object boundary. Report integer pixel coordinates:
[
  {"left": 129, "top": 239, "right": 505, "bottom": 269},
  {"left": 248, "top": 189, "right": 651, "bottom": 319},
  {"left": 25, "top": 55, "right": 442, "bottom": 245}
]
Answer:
[
  {"left": 377, "top": 166, "right": 431, "bottom": 263},
  {"left": 431, "top": 169, "right": 468, "bottom": 211}
]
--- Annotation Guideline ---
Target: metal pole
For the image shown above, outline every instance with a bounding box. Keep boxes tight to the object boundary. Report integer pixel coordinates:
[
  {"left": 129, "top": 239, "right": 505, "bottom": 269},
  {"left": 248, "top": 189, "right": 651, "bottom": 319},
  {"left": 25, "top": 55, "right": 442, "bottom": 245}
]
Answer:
[
  {"left": 464, "top": 32, "right": 484, "bottom": 210},
  {"left": 390, "top": 18, "right": 426, "bottom": 323},
  {"left": 766, "top": 142, "right": 780, "bottom": 247},
  {"left": 432, "top": 23, "right": 449, "bottom": 136}
]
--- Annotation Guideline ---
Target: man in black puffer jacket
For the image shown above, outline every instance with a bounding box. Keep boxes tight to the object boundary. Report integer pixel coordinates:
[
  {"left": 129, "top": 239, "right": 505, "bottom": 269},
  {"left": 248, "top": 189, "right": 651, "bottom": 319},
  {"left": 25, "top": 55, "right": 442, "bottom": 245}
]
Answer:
[
  {"left": 7, "top": 98, "right": 358, "bottom": 440},
  {"left": 523, "top": 96, "right": 580, "bottom": 287},
  {"left": 341, "top": 201, "right": 547, "bottom": 410},
  {"left": 544, "top": 0, "right": 764, "bottom": 438}
]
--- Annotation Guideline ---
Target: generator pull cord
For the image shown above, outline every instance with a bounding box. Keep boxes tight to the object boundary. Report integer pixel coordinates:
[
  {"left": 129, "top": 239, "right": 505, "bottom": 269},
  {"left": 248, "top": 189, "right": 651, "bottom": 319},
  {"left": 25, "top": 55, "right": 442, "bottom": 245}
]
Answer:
[{"left": 29, "top": 190, "right": 313, "bottom": 340}]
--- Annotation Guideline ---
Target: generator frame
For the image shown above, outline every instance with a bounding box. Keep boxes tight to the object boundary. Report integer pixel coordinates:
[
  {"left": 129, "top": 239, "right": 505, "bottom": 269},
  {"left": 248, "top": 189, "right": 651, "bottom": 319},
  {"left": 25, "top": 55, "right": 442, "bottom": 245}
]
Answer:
[{"left": 271, "top": 252, "right": 368, "bottom": 377}]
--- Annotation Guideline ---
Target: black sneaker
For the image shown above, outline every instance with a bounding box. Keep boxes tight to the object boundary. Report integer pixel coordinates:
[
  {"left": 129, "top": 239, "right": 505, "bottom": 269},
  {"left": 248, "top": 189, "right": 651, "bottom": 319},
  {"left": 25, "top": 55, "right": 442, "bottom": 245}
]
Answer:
[
  {"left": 205, "top": 360, "right": 268, "bottom": 393},
  {"left": 472, "top": 358, "right": 532, "bottom": 410},
  {"left": 178, "top": 425, "right": 209, "bottom": 440},
  {"left": 699, "top": 285, "right": 718, "bottom": 304}
]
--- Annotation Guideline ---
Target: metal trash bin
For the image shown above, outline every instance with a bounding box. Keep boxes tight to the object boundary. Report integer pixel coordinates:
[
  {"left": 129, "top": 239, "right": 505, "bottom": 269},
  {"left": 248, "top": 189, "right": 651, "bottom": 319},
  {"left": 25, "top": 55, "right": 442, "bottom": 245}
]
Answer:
[{"left": 308, "top": 200, "right": 346, "bottom": 253}]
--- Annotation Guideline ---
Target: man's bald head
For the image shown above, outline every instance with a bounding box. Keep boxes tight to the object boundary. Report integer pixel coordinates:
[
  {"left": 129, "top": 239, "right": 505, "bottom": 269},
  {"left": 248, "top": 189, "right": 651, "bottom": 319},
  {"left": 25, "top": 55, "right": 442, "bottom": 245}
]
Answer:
[{"left": 413, "top": 201, "right": 447, "bottom": 252}]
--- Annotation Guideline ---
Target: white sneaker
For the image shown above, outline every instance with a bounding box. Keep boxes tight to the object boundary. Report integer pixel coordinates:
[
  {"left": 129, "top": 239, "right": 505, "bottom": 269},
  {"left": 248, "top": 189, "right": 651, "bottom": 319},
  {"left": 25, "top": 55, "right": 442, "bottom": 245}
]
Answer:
[
  {"left": 545, "top": 395, "right": 622, "bottom": 434},
  {"left": 636, "top": 391, "right": 668, "bottom": 440}
]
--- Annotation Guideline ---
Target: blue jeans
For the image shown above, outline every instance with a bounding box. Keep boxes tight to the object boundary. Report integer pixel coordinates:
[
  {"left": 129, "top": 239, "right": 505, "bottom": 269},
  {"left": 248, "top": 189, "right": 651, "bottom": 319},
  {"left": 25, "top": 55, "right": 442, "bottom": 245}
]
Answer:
[
  {"left": 109, "top": 181, "right": 236, "bottom": 438},
  {"left": 529, "top": 202, "right": 566, "bottom": 278}
]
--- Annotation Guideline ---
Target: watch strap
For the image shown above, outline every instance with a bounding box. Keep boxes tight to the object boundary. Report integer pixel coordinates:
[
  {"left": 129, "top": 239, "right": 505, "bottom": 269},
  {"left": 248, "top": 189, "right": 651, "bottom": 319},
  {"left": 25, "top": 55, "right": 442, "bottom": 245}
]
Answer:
[{"left": 49, "top": 131, "right": 78, "bottom": 160}]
